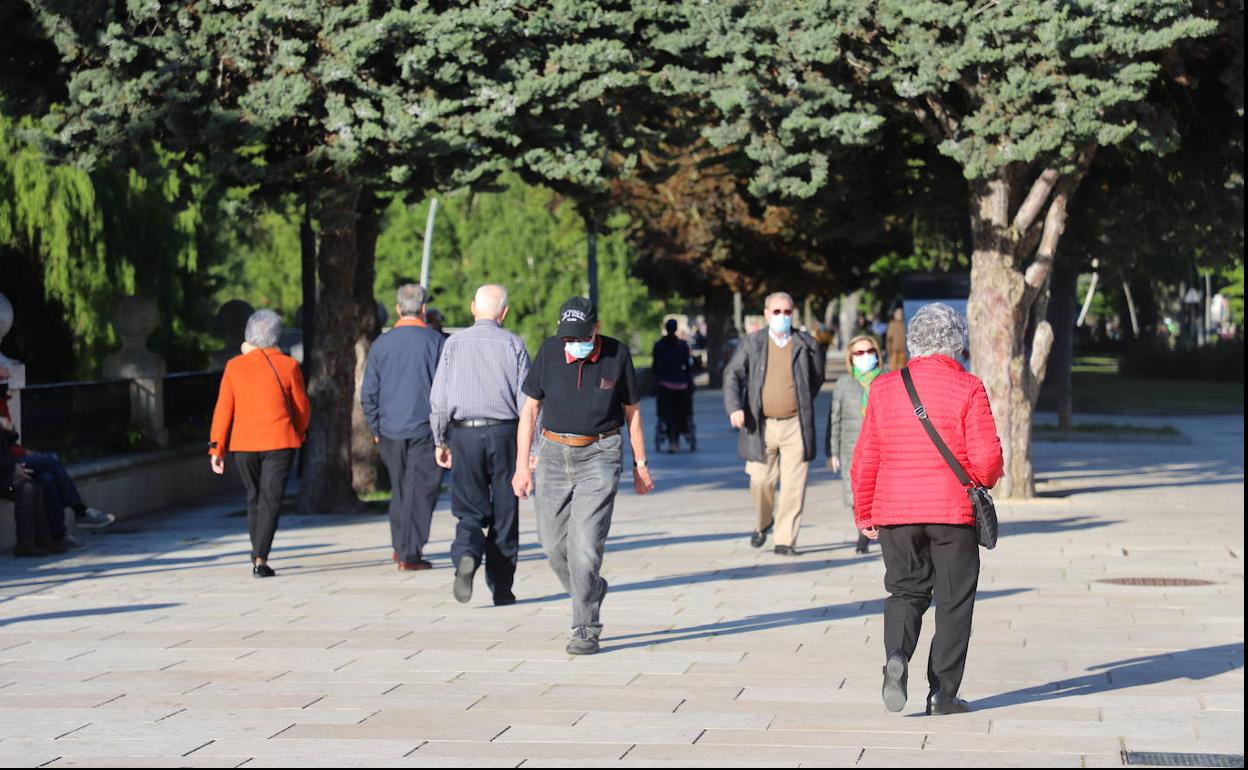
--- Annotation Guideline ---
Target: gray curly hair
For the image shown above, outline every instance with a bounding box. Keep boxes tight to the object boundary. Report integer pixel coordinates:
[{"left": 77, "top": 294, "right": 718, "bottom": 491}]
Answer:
[
  {"left": 907, "top": 303, "right": 968, "bottom": 359},
  {"left": 244, "top": 309, "right": 283, "bottom": 349}
]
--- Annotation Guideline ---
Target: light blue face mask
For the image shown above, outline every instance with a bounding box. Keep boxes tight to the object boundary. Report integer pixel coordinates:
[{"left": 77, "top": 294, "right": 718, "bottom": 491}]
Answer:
[
  {"left": 853, "top": 353, "right": 879, "bottom": 373},
  {"left": 565, "top": 339, "right": 595, "bottom": 359},
  {"left": 769, "top": 313, "right": 792, "bottom": 335}
]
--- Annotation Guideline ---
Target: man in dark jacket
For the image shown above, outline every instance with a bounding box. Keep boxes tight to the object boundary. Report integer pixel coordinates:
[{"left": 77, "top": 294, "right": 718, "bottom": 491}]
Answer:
[
  {"left": 724, "top": 292, "right": 825, "bottom": 555},
  {"left": 362, "top": 284, "right": 446, "bottom": 571}
]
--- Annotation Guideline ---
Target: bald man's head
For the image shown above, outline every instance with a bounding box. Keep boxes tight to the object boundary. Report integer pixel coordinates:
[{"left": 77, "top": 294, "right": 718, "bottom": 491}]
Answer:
[{"left": 472, "top": 284, "right": 509, "bottom": 321}]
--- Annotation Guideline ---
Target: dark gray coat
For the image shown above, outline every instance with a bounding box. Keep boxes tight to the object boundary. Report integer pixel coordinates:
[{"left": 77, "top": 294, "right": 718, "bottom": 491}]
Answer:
[
  {"left": 723, "top": 329, "right": 826, "bottom": 463},
  {"left": 825, "top": 374, "right": 867, "bottom": 507}
]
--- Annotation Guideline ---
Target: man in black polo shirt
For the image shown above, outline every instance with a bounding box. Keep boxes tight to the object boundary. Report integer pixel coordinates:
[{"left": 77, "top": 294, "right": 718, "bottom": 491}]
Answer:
[{"left": 512, "top": 297, "right": 655, "bottom": 655}]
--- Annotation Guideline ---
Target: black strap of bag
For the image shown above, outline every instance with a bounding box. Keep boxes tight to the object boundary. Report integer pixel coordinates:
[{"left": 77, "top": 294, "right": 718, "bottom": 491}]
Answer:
[
  {"left": 900, "top": 368, "right": 999, "bottom": 549},
  {"left": 259, "top": 349, "right": 299, "bottom": 437}
]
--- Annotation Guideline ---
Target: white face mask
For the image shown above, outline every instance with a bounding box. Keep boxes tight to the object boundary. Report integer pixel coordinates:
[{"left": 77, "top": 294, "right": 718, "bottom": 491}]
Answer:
[
  {"left": 769, "top": 313, "right": 792, "bottom": 335},
  {"left": 853, "top": 353, "right": 879, "bottom": 372}
]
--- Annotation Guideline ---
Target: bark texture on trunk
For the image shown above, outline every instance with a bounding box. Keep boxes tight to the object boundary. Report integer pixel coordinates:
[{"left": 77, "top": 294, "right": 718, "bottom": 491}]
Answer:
[
  {"left": 299, "top": 184, "right": 365, "bottom": 515},
  {"left": 351, "top": 192, "right": 382, "bottom": 495},
  {"left": 967, "top": 150, "right": 1092, "bottom": 499},
  {"left": 704, "top": 287, "right": 734, "bottom": 389}
]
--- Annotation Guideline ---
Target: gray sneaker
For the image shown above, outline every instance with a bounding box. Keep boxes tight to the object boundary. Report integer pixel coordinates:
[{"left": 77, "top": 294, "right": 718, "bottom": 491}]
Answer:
[
  {"left": 61, "top": 533, "right": 87, "bottom": 549},
  {"left": 76, "top": 508, "right": 115, "bottom": 530},
  {"left": 453, "top": 555, "right": 475, "bottom": 604},
  {"left": 565, "top": 627, "right": 600, "bottom": 656}
]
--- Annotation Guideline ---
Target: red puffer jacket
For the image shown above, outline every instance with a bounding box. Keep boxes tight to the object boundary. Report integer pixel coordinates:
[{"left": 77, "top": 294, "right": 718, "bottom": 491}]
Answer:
[{"left": 850, "top": 355, "right": 1003, "bottom": 529}]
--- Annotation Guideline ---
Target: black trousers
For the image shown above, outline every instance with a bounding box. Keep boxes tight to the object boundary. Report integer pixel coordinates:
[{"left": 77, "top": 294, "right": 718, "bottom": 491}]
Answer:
[
  {"left": 878, "top": 523, "right": 980, "bottom": 698},
  {"left": 235, "top": 449, "right": 296, "bottom": 562},
  {"left": 378, "top": 434, "right": 443, "bottom": 563},
  {"left": 655, "top": 386, "right": 692, "bottom": 441},
  {"left": 2, "top": 477, "right": 50, "bottom": 544},
  {"left": 449, "top": 423, "right": 520, "bottom": 599}
]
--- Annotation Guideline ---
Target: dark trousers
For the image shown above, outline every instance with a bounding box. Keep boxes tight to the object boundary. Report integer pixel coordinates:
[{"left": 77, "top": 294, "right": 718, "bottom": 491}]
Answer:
[
  {"left": 655, "top": 386, "right": 692, "bottom": 441},
  {"left": 378, "top": 434, "right": 442, "bottom": 563},
  {"left": 21, "top": 453, "right": 79, "bottom": 538},
  {"left": 449, "top": 423, "right": 520, "bottom": 600},
  {"left": 235, "top": 449, "right": 296, "bottom": 562},
  {"left": 878, "top": 523, "right": 980, "bottom": 698}
]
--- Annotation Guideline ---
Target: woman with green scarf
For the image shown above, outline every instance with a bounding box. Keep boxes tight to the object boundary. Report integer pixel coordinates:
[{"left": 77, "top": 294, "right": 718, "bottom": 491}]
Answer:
[{"left": 825, "top": 334, "right": 883, "bottom": 553}]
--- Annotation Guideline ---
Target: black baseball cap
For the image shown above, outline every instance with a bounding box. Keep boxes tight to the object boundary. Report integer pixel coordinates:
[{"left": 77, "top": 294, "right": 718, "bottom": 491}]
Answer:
[{"left": 557, "top": 297, "right": 597, "bottom": 339}]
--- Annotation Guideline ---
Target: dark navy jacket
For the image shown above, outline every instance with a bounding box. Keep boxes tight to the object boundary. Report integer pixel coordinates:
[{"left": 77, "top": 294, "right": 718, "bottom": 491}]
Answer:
[{"left": 361, "top": 323, "right": 445, "bottom": 440}]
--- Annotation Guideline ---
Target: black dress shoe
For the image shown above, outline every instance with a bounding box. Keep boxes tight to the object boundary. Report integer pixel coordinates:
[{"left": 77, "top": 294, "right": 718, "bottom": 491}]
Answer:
[
  {"left": 882, "top": 653, "right": 908, "bottom": 712},
  {"left": 773, "top": 545, "right": 800, "bottom": 556},
  {"left": 493, "top": 593, "right": 517, "bottom": 607},
  {"left": 750, "top": 524, "right": 772, "bottom": 548},
  {"left": 926, "top": 691, "right": 971, "bottom": 715},
  {"left": 13, "top": 541, "right": 50, "bottom": 558},
  {"left": 252, "top": 563, "right": 276, "bottom": 578},
  {"left": 37, "top": 539, "right": 68, "bottom": 555}
]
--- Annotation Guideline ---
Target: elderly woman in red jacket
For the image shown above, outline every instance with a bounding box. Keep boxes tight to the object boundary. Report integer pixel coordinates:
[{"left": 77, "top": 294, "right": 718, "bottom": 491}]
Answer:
[{"left": 851, "top": 303, "right": 1003, "bottom": 717}]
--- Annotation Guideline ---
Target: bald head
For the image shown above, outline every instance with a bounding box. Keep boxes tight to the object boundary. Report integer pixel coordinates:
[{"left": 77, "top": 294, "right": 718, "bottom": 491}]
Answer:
[{"left": 472, "top": 284, "right": 509, "bottom": 322}]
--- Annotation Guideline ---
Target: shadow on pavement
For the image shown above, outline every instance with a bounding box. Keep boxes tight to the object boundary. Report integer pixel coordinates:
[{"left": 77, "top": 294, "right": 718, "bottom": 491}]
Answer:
[
  {"left": 600, "top": 588, "right": 1031, "bottom": 652},
  {"left": 0, "top": 602, "right": 182, "bottom": 627},
  {"left": 974, "top": 643, "right": 1244, "bottom": 710}
]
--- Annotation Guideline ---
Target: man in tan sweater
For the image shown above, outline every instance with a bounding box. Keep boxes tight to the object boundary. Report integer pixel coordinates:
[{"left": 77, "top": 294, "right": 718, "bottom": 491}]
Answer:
[{"left": 724, "top": 292, "right": 826, "bottom": 555}]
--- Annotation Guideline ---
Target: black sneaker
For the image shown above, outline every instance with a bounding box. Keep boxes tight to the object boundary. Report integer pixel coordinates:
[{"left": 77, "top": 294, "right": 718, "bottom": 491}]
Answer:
[
  {"left": 882, "top": 653, "right": 908, "bottom": 713},
  {"left": 253, "top": 563, "right": 276, "bottom": 578},
  {"left": 453, "top": 555, "right": 475, "bottom": 604},
  {"left": 926, "top": 691, "right": 970, "bottom": 715},
  {"left": 566, "top": 627, "right": 600, "bottom": 655},
  {"left": 750, "top": 524, "right": 773, "bottom": 548}
]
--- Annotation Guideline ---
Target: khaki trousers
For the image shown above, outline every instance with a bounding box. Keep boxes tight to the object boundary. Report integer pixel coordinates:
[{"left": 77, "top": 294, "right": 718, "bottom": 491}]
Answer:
[{"left": 746, "top": 416, "right": 810, "bottom": 547}]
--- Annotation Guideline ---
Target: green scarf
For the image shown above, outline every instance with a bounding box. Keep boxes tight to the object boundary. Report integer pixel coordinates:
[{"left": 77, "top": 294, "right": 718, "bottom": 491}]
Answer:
[{"left": 853, "top": 365, "right": 882, "bottom": 414}]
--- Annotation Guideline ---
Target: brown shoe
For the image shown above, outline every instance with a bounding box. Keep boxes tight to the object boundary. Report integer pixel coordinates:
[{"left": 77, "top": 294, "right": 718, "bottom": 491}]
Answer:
[
  {"left": 392, "top": 550, "right": 399, "bottom": 563},
  {"left": 398, "top": 560, "right": 433, "bottom": 571}
]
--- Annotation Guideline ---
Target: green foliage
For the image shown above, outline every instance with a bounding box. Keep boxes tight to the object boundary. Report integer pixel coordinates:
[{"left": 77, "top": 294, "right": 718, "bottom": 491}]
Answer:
[
  {"left": 1219, "top": 263, "right": 1244, "bottom": 322},
  {"left": 208, "top": 201, "right": 303, "bottom": 321},
  {"left": 377, "top": 175, "right": 663, "bottom": 355}
]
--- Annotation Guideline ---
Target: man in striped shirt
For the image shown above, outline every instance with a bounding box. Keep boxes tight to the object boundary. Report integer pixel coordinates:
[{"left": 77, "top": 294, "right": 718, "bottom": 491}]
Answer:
[{"left": 430, "top": 285, "right": 531, "bottom": 606}]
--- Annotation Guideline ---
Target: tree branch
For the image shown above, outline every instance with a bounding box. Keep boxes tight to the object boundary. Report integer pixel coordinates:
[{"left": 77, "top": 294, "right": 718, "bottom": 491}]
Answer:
[
  {"left": 924, "top": 94, "right": 960, "bottom": 138},
  {"left": 1027, "top": 320, "right": 1054, "bottom": 397},
  {"left": 1021, "top": 146, "right": 1096, "bottom": 294},
  {"left": 1012, "top": 167, "right": 1060, "bottom": 235}
]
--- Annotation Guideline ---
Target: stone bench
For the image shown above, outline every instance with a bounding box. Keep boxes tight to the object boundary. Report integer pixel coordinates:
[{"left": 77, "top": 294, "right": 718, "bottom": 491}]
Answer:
[{"left": 1, "top": 444, "right": 242, "bottom": 554}]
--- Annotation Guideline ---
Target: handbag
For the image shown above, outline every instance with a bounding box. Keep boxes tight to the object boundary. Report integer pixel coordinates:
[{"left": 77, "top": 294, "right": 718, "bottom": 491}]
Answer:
[{"left": 900, "top": 368, "right": 999, "bottom": 549}]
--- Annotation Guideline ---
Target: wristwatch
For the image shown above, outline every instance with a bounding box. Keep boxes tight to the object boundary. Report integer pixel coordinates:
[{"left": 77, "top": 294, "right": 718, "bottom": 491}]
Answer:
[{"left": 633, "top": 459, "right": 649, "bottom": 469}]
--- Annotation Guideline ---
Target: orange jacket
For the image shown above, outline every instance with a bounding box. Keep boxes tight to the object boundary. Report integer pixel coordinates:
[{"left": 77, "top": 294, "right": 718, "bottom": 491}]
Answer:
[{"left": 209, "top": 348, "right": 310, "bottom": 457}]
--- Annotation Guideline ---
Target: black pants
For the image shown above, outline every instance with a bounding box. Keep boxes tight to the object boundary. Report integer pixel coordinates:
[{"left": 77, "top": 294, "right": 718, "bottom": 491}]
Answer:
[
  {"left": 235, "top": 449, "right": 296, "bottom": 562},
  {"left": 878, "top": 523, "right": 980, "bottom": 698},
  {"left": 656, "top": 386, "right": 692, "bottom": 441},
  {"left": 449, "top": 423, "right": 520, "bottom": 600},
  {"left": 2, "top": 477, "right": 51, "bottom": 545},
  {"left": 378, "top": 434, "right": 443, "bottom": 563}
]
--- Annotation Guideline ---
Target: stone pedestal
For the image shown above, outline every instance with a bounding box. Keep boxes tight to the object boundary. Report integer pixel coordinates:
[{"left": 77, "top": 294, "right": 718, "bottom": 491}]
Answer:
[
  {"left": 209, "top": 300, "right": 254, "bottom": 371},
  {"left": 0, "top": 292, "right": 26, "bottom": 435},
  {"left": 103, "top": 296, "right": 169, "bottom": 447}
]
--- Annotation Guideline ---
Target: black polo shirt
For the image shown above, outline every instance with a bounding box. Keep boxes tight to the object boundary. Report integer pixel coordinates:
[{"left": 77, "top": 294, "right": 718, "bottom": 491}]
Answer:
[{"left": 523, "top": 335, "right": 639, "bottom": 436}]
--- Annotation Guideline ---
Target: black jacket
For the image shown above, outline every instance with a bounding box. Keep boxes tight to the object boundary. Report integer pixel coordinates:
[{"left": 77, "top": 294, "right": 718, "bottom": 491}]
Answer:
[
  {"left": 723, "top": 329, "right": 825, "bottom": 463},
  {"left": 361, "top": 324, "right": 445, "bottom": 440}
]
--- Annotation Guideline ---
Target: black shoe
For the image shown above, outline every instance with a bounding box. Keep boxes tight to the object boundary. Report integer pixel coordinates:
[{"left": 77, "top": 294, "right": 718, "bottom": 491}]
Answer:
[
  {"left": 37, "top": 539, "right": 68, "bottom": 555},
  {"left": 252, "top": 563, "right": 276, "bottom": 578},
  {"left": 750, "top": 524, "right": 773, "bottom": 548},
  {"left": 773, "top": 545, "right": 799, "bottom": 556},
  {"left": 926, "top": 691, "right": 970, "bottom": 715},
  {"left": 493, "top": 593, "right": 516, "bottom": 607},
  {"left": 453, "top": 555, "right": 475, "bottom": 604},
  {"left": 882, "top": 653, "right": 908, "bottom": 713},
  {"left": 13, "top": 541, "right": 50, "bottom": 558},
  {"left": 856, "top": 533, "right": 870, "bottom": 554}
]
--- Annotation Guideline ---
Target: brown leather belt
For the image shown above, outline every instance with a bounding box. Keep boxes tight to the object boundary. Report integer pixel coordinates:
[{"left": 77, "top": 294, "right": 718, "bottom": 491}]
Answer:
[{"left": 542, "top": 429, "right": 620, "bottom": 448}]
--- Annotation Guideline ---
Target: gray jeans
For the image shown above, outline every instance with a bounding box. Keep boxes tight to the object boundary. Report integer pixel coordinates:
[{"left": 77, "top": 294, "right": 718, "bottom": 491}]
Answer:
[{"left": 534, "top": 433, "right": 623, "bottom": 636}]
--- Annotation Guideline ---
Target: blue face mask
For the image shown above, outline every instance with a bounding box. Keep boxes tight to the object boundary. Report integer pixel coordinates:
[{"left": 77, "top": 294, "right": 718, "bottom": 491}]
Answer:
[
  {"left": 853, "top": 353, "right": 879, "bottom": 373},
  {"left": 769, "top": 314, "right": 792, "bottom": 335},
  {"left": 565, "top": 339, "right": 595, "bottom": 359}
]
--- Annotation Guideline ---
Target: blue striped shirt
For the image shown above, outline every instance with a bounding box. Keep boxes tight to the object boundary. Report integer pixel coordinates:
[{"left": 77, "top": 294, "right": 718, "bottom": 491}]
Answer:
[{"left": 429, "top": 319, "right": 532, "bottom": 447}]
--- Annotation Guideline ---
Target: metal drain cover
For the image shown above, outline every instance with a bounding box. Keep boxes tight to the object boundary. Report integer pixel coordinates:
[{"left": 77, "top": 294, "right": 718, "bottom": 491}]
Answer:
[
  {"left": 1097, "top": 578, "right": 1219, "bottom": 587},
  {"left": 1124, "top": 751, "right": 1244, "bottom": 767}
]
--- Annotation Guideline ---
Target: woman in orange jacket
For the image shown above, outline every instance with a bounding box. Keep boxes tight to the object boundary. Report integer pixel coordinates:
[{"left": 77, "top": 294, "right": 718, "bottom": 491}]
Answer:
[{"left": 209, "top": 310, "right": 310, "bottom": 577}]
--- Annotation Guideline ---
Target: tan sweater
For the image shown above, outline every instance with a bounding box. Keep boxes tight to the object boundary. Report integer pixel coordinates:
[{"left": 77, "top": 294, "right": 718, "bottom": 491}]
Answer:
[{"left": 762, "top": 337, "right": 798, "bottom": 418}]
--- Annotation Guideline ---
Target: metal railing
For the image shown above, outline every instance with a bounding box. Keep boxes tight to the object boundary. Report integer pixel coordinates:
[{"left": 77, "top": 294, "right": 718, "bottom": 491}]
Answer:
[{"left": 19, "top": 379, "right": 133, "bottom": 456}]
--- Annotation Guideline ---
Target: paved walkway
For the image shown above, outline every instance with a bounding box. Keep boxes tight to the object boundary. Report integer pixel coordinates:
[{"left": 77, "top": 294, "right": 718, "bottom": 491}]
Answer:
[{"left": 0, "top": 390, "right": 1242, "bottom": 767}]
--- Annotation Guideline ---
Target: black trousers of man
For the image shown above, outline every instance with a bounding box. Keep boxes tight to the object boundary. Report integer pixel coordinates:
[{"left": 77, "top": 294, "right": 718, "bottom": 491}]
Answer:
[
  {"left": 235, "top": 449, "right": 296, "bottom": 562},
  {"left": 378, "top": 434, "right": 443, "bottom": 563},
  {"left": 448, "top": 422, "right": 520, "bottom": 602},
  {"left": 878, "top": 523, "right": 980, "bottom": 698}
]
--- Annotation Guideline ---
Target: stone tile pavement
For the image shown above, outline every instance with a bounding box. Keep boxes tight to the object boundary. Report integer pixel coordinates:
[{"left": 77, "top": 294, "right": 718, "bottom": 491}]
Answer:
[{"left": 0, "top": 390, "right": 1242, "bottom": 767}]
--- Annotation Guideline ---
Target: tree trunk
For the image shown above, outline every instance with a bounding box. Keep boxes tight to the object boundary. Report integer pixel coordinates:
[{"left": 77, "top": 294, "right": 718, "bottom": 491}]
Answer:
[
  {"left": 585, "top": 211, "right": 599, "bottom": 308},
  {"left": 704, "top": 287, "right": 734, "bottom": 389},
  {"left": 1043, "top": 257, "right": 1078, "bottom": 429},
  {"left": 351, "top": 191, "right": 382, "bottom": 495},
  {"left": 299, "top": 184, "right": 365, "bottom": 515}
]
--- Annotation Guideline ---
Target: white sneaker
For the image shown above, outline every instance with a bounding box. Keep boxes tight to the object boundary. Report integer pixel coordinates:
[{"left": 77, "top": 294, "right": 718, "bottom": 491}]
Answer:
[{"left": 76, "top": 508, "right": 116, "bottom": 529}]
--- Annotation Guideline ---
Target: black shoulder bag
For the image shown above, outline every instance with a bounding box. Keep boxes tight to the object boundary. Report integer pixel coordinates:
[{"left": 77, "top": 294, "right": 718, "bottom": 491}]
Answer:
[{"left": 900, "top": 368, "right": 999, "bottom": 550}]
